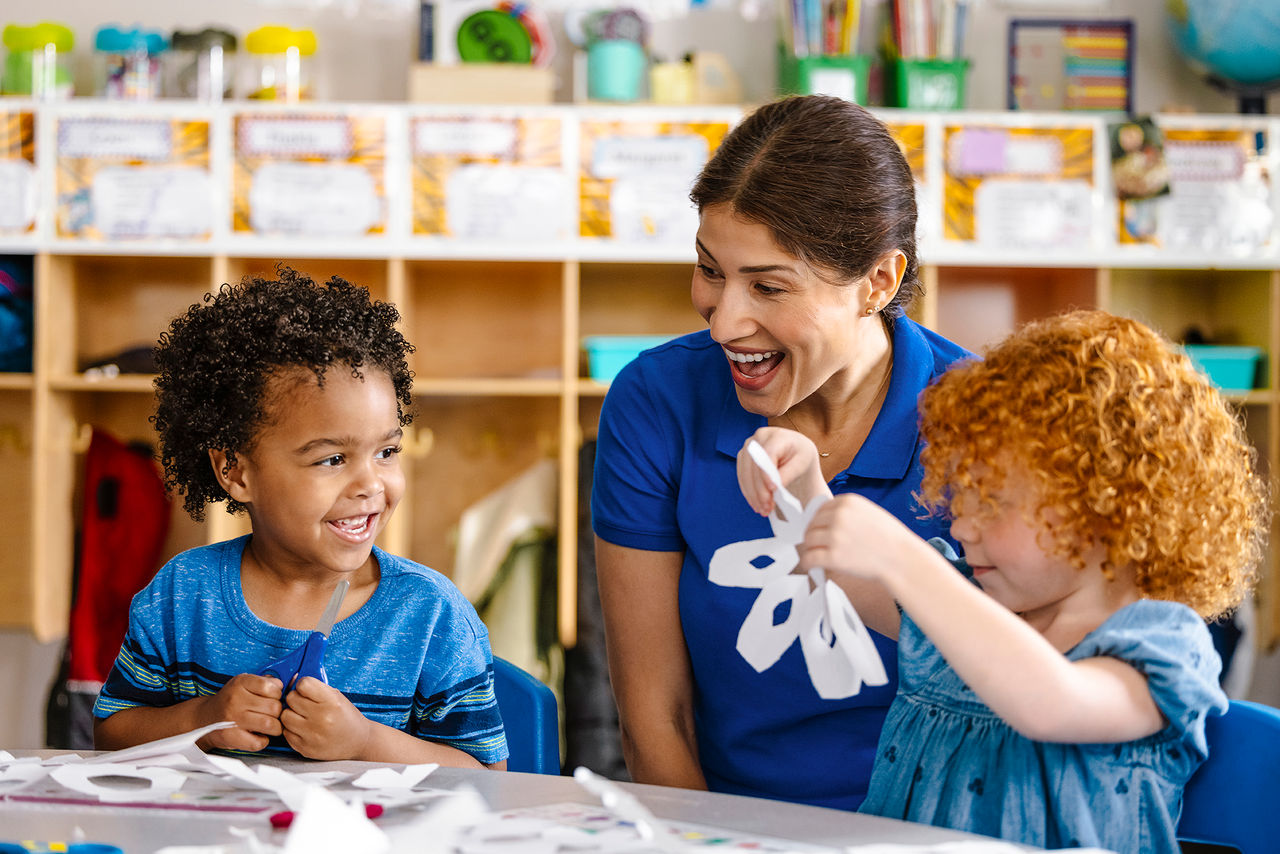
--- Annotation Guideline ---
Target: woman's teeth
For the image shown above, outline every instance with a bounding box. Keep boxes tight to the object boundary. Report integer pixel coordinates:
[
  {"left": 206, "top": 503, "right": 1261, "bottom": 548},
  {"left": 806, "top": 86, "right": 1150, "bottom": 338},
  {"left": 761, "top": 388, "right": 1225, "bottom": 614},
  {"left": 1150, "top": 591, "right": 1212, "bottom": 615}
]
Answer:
[{"left": 726, "top": 350, "right": 778, "bottom": 363}]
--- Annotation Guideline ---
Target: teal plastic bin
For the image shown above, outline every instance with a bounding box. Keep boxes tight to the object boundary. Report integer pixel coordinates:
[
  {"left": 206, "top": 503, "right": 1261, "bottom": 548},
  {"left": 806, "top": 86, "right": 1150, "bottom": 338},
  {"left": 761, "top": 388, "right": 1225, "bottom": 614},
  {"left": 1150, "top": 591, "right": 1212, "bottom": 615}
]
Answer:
[
  {"left": 1183, "top": 345, "right": 1264, "bottom": 391},
  {"left": 583, "top": 335, "right": 676, "bottom": 382}
]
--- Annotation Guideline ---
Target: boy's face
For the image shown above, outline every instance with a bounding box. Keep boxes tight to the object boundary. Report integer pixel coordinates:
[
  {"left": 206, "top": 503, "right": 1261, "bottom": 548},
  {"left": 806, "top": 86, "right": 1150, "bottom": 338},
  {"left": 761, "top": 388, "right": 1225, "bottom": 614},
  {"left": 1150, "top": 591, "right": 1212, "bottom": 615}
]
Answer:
[{"left": 229, "top": 366, "right": 405, "bottom": 580}]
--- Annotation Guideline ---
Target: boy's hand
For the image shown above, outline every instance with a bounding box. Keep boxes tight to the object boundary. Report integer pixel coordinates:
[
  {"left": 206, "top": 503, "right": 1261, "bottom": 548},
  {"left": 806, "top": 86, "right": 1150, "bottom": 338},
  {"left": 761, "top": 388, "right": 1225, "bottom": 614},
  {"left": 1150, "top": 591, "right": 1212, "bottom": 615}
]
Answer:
[
  {"left": 197, "top": 674, "right": 284, "bottom": 752},
  {"left": 737, "top": 426, "right": 828, "bottom": 516},
  {"left": 280, "top": 677, "right": 374, "bottom": 760}
]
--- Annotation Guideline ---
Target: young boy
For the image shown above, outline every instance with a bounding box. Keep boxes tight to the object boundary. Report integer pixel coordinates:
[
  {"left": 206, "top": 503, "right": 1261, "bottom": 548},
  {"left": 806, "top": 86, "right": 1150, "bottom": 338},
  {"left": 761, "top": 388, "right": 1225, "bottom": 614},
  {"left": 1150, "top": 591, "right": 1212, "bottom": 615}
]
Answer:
[{"left": 93, "top": 268, "right": 508, "bottom": 768}]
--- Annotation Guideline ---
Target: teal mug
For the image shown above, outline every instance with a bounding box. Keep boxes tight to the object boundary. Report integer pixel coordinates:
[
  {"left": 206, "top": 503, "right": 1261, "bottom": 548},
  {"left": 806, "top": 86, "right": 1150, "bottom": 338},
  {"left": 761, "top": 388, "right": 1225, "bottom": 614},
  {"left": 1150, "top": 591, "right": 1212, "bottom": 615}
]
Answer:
[{"left": 587, "top": 39, "right": 646, "bottom": 101}]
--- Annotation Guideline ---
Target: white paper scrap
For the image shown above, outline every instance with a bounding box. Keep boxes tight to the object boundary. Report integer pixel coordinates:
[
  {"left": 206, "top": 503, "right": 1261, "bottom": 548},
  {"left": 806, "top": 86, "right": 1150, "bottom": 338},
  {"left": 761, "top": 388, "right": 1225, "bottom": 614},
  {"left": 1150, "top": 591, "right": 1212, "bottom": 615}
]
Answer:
[
  {"left": 382, "top": 785, "right": 492, "bottom": 853},
  {"left": 85, "top": 721, "right": 235, "bottom": 769},
  {"left": 352, "top": 763, "right": 438, "bottom": 790},
  {"left": 204, "top": 755, "right": 315, "bottom": 811},
  {"left": 709, "top": 440, "right": 887, "bottom": 700},
  {"left": 282, "top": 786, "right": 389, "bottom": 854},
  {"left": 573, "top": 767, "right": 688, "bottom": 854},
  {"left": 50, "top": 762, "right": 186, "bottom": 803}
]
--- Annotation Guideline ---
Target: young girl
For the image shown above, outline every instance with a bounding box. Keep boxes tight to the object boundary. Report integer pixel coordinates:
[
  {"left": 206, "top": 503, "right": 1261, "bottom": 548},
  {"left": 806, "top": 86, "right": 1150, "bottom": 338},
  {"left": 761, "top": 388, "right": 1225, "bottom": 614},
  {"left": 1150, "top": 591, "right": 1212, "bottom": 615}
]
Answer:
[
  {"left": 93, "top": 268, "right": 507, "bottom": 768},
  {"left": 738, "top": 310, "right": 1267, "bottom": 852}
]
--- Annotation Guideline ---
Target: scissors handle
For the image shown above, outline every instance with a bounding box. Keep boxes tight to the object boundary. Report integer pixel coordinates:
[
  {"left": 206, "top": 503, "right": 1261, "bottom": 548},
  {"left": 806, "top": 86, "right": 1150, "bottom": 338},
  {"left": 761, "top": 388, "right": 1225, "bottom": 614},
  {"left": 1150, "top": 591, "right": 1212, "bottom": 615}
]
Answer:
[{"left": 259, "top": 631, "right": 329, "bottom": 694}]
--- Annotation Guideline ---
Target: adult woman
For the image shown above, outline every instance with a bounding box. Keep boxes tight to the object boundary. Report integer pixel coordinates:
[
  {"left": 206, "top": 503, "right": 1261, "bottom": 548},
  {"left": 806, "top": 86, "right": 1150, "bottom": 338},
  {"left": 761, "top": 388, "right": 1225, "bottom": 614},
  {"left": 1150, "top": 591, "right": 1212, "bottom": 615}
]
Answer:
[{"left": 590, "top": 95, "right": 972, "bottom": 811}]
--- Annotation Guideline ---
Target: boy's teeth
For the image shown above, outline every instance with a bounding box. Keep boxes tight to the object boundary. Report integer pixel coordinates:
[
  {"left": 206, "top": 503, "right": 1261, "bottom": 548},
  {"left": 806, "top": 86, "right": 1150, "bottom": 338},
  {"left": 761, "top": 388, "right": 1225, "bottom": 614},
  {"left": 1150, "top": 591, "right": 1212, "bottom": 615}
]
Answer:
[{"left": 334, "top": 516, "right": 369, "bottom": 531}]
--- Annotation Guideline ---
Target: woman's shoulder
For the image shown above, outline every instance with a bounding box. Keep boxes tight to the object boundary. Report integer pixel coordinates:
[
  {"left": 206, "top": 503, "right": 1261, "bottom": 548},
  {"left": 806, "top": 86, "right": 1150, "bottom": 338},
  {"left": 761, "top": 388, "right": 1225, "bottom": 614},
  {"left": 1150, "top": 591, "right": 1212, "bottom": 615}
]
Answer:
[{"left": 893, "top": 317, "right": 974, "bottom": 374}]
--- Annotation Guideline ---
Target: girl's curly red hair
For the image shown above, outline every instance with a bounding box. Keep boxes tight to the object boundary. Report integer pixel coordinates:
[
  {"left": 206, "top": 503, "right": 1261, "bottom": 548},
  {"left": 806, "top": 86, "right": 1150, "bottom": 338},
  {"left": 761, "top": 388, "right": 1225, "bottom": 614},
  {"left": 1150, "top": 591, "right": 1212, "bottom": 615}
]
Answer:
[{"left": 917, "top": 310, "right": 1268, "bottom": 619}]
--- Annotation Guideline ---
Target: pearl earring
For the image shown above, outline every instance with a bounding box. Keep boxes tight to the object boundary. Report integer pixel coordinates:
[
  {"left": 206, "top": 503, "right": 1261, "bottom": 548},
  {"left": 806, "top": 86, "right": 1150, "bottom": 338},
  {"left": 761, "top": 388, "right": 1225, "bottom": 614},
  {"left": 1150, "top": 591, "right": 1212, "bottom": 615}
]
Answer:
[{"left": 865, "top": 305, "right": 877, "bottom": 315}]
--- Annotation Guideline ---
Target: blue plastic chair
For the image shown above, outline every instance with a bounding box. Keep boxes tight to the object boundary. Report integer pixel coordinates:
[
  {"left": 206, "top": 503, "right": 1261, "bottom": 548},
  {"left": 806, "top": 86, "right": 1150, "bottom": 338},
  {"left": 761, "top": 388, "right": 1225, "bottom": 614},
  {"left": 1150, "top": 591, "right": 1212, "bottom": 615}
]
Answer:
[
  {"left": 1177, "top": 699, "right": 1280, "bottom": 854},
  {"left": 492, "top": 656, "right": 560, "bottom": 774}
]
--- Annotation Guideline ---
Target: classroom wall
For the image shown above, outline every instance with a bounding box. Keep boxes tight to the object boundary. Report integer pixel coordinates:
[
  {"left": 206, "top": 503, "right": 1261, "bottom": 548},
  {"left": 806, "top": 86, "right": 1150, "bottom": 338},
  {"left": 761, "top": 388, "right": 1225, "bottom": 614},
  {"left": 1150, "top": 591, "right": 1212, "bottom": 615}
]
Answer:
[
  {"left": 9, "top": 0, "right": 1280, "bottom": 112},
  {"left": 3, "top": 0, "right": 1279, "bottom": 749}
]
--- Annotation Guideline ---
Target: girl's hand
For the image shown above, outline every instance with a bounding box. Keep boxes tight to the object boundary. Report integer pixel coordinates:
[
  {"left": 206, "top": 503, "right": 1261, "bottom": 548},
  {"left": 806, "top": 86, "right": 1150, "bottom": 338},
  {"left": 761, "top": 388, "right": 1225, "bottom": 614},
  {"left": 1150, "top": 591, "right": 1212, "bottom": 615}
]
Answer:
[
  {"left": 280, "top": 677, "right": 375, "bottom": 761},
  {"left": 737, "top": 426, "right": 829, "bottom": 516},
  {"left": 799, "top": 493, "right": 920, "bottom": 581},
  {"left": 197, "top": 673, "right": 284, "bottom": 753}
]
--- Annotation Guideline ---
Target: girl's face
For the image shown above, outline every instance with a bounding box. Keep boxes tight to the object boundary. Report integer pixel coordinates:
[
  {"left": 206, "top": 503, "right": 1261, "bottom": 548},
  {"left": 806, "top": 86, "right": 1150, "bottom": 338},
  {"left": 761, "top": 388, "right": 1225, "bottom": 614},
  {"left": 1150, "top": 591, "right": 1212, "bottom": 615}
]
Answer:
[
  {"left": 948, "top": 474, "right": 1108, "bottom": 631},
  {"left": 691, "top": 204, "right": 884, "bottom": 417},
  {"left": 227, "top": 366, "right": 405, "bottom": 581}
]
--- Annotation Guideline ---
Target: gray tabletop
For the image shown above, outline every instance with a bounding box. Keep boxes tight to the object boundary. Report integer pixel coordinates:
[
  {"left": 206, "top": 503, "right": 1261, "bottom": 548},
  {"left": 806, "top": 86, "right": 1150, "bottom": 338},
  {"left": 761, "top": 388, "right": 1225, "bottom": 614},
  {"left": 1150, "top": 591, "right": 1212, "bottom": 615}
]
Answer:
[{"left": 0, "top": 756, "right": 1001, "bottom": 852}]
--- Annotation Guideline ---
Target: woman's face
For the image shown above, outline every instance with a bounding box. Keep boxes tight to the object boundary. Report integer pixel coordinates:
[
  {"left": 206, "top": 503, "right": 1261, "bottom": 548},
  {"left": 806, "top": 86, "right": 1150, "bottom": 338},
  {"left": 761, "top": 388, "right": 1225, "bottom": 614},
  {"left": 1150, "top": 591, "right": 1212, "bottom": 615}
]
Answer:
[{"left": 691, "top": 204, "right": 880, "bottom": 417}]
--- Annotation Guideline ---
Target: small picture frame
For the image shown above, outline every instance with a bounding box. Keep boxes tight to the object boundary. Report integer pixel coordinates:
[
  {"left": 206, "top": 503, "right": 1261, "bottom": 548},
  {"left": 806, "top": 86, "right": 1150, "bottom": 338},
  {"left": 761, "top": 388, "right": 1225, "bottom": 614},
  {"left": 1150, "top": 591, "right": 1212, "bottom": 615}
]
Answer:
[{"left": 1008, "top": 18, "right": 1134, "bottom": 113}]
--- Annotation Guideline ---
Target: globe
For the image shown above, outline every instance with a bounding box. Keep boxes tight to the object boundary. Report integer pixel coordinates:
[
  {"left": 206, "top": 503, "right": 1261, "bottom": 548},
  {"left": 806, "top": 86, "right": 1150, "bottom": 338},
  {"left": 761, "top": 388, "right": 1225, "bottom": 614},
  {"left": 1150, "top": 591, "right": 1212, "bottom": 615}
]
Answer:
[{"left": 1166, "top": 0, "right": 1280, "bottom": 110}]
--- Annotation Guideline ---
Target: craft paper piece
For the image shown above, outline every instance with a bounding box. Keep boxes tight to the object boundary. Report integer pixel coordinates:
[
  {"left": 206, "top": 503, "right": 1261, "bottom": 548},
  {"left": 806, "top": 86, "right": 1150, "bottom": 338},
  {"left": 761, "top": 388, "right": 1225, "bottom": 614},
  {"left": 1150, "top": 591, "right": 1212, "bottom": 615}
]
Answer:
[
  {"left": 352, "top": 763, "right": 438, "bottom": 790},
  {"left": 573, "top": 767, "right": 688, "bottom": 854},
  {"left": 84, "top": 721, "right": 234, "bottom": 769},
  {"left": 0, "top": 759, "right": 50, "bottom": 790},
  {"left": 282, "top": 785, "right": 389, "bottom": 854},
  {"left": 205, "top": 755, "right": 317, "bottom": 812},
  {"left": 709, "top": 441, "right": 888, "bottom": 700},
  {"left": 50, "top": 761, "right": 187, "bottom": 803},
  {"left": 848, "top": 844, "right": 1115, "bottom": 854},
  {"left": 382, "top": 785, "right": 492, "bottom": 852}
]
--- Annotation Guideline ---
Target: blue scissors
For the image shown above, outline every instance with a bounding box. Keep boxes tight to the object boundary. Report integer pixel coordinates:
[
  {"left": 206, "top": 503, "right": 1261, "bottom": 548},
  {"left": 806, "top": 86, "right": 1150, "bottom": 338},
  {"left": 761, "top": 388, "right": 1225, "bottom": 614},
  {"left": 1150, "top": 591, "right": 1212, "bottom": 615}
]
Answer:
[{"left": 259, "top": 579, "right": 348, "bottom": 697}]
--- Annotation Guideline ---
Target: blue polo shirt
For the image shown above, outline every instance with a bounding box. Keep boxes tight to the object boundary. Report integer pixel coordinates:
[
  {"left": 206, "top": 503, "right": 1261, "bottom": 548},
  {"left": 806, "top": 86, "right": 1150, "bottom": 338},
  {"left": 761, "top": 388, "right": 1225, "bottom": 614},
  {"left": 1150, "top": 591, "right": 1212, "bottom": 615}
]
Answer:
[{"left": 592, "top": 319, "right": 971, "bottom": 811}]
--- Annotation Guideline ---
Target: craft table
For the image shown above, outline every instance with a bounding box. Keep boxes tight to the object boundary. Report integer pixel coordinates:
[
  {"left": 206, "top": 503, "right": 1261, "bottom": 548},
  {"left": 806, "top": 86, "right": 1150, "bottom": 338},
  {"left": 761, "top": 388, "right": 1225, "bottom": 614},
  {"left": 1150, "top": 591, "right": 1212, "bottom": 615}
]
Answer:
[{"left": 0, "top": 755, "right": 1010, "bottom": 852}]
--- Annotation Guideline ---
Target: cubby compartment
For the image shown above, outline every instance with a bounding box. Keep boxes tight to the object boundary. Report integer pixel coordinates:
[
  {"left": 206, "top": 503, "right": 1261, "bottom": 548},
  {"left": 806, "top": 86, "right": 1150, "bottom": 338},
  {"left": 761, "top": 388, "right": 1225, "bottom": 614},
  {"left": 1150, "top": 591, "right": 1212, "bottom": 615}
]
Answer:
[
  {"left": 402, "top": 396, "right": 562, "bottom": 577},
  {"left": 578, "top": 262, "right": 703, "bottom": 390},
  {"left": 404, "top": 260, "right": 564, "bottom": 384},
  {"left": 42, "top": 254, "right": 214, "bottom": 382},
  {"left": 932, "top": 266, "right": 1100, "bottom": 354},
  {"left": 1107, "top": 268, "right": 1277, "bottom": 392},
  {"left": 0, "top": 391, "right": 33, "bottom": 627},
  {"left": 224, "top": 257, "right": 391, "bottom": 304}
]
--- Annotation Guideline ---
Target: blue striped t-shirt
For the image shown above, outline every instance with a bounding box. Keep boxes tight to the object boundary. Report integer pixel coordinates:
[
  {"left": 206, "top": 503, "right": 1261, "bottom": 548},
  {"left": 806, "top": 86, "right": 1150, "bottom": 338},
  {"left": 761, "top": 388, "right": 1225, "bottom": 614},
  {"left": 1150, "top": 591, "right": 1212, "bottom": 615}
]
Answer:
[{"left": 93, "top": 535, "right": 508, "bottom": 764}]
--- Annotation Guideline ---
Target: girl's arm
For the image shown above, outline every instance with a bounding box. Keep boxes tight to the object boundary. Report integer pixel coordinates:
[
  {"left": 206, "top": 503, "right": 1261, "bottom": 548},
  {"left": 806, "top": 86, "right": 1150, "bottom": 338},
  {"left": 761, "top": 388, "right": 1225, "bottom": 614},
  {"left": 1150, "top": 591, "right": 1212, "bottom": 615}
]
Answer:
[
  {"left": 801, "top": 495, "right": 1165, "bottom": 744},
  {"left": 595, "top": 538, "right": 707, "bottom": 790}
]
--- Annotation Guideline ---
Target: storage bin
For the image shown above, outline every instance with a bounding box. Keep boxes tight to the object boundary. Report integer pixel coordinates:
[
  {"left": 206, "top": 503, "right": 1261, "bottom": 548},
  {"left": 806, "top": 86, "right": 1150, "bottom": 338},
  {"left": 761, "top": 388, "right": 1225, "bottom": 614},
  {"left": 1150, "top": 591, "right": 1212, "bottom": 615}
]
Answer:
[
  {"left": 776, "top": 52, "right": 871, "bottom": 104},
  {"left": 583, "top": 335, "right": 677, "bottom": 382},
  {"left": 1183, "top": 345, "right": 1263, "bottom": 391},
  {"left": 887, "top": 58, "right": 968, "bottom": 109}
]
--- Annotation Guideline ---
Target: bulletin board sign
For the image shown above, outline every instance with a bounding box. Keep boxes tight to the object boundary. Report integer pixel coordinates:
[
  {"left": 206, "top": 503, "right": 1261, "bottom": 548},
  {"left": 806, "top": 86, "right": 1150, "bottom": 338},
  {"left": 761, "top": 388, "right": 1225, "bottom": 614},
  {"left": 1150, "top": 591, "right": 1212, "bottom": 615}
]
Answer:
[
  {"left": 1008, "top": 19, "right": 1133, "bottom": 113},
  {"left": 578, "top": 115, "right": 732, "bottom": 243},
  {"left": 409, "top": 111, "right": 569, "bottom": 241},
  {"left": 883, "top": 119, "right": 931, "bottom": 240},
  {"left": 0, "top": 109, "right": 37, "bottom": 235},
  {"left": 1118, "top": 124, "right": 1272, "bottom": 254},
  {"left": 232, "top": 112, "right": 387, "bottom": 236},
  {"left": 54, "top": 115, "right": 212, "bottom": 240},
  {"left": 943, "top": 122, "right": 1095, "bottom": 249}
]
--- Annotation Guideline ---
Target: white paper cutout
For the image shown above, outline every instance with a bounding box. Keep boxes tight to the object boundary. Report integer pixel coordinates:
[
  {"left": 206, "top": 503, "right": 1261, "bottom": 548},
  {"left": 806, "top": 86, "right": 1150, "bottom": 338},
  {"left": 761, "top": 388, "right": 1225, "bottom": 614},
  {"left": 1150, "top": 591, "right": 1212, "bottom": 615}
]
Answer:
[
  {"left": 282, "top": 785, "right": 389, "bottom": 854},
  {"left": 0, "top": 759, "right": 49, "bottom": 790},
  {"left": 573, "top": 767, "right": 688, "bottom": 854},
  {"left": 205, "top": 754, "right": 316, "bottom": 811},
  {"left": 50, "top": 761, "right": 187, "bottom": 803},
  {"left": 84, "top": 720, "right": 234, "bottom": 769},
  {"left": 709, "top": 441, "right": 887, "bottom": 700},
  {"left": 352, "top": 763, "right": 438, "bottom": 789}
]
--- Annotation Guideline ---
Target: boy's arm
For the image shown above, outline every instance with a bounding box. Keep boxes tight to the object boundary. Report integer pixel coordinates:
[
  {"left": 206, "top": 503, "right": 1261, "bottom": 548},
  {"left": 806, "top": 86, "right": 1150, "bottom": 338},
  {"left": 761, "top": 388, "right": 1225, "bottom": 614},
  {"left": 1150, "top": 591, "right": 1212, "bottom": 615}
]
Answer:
[
  {"left": 94, "top": 673, "right": 284, "bottom": 752},
  {"left": 801, "top": 494, "right": 1165, "bottom": 743}
]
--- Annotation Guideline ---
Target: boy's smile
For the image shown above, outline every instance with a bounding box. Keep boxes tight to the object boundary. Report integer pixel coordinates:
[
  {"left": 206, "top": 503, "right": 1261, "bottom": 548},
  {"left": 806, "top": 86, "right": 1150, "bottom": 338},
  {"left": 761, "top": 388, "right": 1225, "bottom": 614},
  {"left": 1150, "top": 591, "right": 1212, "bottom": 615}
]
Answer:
[{"left": 219, "top": 365, "right": 405, "bottom": 589}]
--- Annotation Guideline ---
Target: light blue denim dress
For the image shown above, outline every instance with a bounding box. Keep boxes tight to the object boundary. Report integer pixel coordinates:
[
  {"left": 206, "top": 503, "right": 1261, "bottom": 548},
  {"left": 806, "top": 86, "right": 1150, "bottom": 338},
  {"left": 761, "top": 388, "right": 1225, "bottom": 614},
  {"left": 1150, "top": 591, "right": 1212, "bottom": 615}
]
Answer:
[{"left": 859, "top": 554, "right": 1227, "bottom": 853}]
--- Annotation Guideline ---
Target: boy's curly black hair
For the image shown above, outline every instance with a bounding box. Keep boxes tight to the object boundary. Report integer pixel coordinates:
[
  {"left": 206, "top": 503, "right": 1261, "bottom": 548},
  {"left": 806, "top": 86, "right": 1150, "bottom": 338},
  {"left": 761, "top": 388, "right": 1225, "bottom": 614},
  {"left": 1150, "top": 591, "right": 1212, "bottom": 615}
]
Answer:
[{"left": 152, "top": 266, "right": 415, "bottom": 521}]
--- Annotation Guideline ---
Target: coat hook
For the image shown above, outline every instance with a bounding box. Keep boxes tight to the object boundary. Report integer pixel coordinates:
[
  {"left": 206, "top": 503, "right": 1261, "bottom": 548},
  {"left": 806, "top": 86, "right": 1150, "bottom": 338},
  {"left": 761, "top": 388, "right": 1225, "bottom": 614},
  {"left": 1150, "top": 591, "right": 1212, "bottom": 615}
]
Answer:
[
  {"left": 72, "top": 423, "right": 93, "bottom": 454},
  {"left": 402, "top": 425, "right": 434, "bottom": 459}
]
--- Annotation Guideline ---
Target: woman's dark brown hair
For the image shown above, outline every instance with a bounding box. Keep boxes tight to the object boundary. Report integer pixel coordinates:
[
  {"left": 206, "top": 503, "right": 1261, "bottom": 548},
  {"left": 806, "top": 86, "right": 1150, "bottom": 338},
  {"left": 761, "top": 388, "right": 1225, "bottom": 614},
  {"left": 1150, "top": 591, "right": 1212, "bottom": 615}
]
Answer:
[{"left": 690, "top": 95, "right": 921, "bottom": 317}]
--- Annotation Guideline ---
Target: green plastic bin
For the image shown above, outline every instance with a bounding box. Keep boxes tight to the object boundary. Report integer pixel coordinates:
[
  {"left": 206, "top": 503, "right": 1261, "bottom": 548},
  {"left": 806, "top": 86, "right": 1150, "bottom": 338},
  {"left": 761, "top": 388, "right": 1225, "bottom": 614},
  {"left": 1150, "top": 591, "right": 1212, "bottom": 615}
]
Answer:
[
  {"left": 887, "top": 58, "right": 968, "bottom": 110},
  {"left": 777, "top": 52, "right": 871, "bottom": 104}
]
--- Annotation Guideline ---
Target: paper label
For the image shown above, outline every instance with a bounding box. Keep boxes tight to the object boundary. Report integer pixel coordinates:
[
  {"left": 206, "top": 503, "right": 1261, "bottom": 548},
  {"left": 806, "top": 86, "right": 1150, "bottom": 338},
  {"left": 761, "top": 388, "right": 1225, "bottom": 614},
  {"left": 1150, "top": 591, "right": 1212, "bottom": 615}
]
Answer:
[
  {"left": 58, "top": 118, "right": 173, "bottom": 160},
  {"left": 91, "top": 165, "right": 213, "bottom": 238},
  {"left": 249, "top": 162, "right": 381, "bottom": 235}
]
